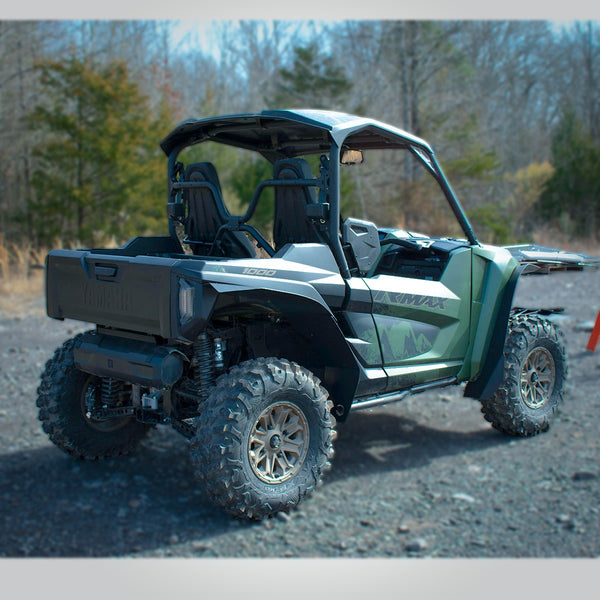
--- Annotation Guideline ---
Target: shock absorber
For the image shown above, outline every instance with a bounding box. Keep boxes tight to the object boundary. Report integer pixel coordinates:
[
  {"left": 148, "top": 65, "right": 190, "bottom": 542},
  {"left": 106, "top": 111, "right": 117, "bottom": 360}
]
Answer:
[
  {"left": 213, "top": 337, "right": 224, "bottom": 371},
  {"left": 101, "top": 377, "right": 122, "bottom": 408},
  {"left": 193, "top": 332, "right": 214, "bottom": 402}
]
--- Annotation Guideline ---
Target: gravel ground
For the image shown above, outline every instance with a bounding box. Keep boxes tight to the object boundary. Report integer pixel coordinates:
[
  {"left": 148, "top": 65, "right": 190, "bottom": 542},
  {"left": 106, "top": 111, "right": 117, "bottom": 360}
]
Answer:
[{"left": 0, "top": 267, "right": 599, "bottom": 558}]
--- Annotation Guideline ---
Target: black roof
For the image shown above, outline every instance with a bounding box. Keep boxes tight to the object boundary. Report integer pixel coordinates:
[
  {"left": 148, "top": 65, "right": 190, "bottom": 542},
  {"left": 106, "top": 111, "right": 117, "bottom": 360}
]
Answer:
[{"left": 160, "top": 109, "right": 432, "bottom": 161}]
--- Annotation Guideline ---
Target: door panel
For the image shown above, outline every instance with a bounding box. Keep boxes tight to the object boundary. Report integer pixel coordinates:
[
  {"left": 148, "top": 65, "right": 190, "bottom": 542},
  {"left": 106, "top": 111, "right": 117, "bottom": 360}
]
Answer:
[{"left": 365, "top": 247, "right": 472, "bottom": 389}]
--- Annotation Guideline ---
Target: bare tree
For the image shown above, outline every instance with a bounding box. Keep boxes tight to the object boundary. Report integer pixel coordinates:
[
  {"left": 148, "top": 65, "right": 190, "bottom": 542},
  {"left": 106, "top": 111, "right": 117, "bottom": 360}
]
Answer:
[{"left": 557, "top": 21, "right": 600, "bottom": 143}]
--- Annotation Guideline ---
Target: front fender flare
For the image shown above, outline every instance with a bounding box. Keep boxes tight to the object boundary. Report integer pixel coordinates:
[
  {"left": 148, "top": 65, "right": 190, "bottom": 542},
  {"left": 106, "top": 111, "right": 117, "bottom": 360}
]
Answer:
[{"left": 464, "top": 264, "right": 522, "bottom": 400}]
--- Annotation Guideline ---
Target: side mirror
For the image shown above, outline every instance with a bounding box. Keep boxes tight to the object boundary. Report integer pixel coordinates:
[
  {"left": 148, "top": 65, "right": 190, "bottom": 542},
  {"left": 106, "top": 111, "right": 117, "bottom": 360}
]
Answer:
[{"left": 341, "top": 149, "right": 364, "bottom": 165}]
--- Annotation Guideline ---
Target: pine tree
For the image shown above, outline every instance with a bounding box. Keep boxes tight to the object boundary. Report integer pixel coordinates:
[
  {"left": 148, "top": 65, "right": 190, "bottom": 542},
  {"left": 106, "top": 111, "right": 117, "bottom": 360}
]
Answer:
[
  {"left": 27, "top": 58, "right": 161, "bottom": 246},
  {"left": 272, "top": 42, "right": 352, "bottom": 110},
  {"left": 539, "top": 109, "right": 600, "bottom": 239}
]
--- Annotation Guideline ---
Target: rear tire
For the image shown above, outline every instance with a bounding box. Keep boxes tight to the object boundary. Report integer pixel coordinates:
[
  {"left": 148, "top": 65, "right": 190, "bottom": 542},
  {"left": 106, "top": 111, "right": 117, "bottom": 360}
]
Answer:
[
  {"left": 480, "top": 314, "right": 567, "bottom": 436},
  {"left": 190, "top": 358, "right": 336, "bottom": 520},
  {"left": 37, "top": 334, "right": 149, "bottom": 460}
]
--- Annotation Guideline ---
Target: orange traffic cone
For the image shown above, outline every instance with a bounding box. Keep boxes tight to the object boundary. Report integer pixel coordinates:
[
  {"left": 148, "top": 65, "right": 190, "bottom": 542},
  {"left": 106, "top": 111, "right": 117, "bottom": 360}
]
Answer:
[{"left": 587, "top": 310, "right": 600, "bottom": 351}]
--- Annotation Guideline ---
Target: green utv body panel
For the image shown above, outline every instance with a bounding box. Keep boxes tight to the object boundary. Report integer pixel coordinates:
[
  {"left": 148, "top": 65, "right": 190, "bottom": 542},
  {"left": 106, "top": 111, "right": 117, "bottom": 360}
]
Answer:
[
  {"left": 460, "top": 245, "right": 520, "bottom": 386},
  {"left": 340, "top": 277, "right": 383, "bottom": 368}
]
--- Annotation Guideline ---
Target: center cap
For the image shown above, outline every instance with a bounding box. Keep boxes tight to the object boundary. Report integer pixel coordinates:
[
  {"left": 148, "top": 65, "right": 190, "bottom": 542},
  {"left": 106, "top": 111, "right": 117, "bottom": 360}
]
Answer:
[{"left": 270, "top": 434, "right": 282, "bottom": 449}]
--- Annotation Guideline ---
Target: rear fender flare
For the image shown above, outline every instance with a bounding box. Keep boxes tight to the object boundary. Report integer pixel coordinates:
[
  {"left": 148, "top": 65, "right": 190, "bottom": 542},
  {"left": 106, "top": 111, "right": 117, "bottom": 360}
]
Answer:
[{"left": 209, "top": 286, "right": 360, "bottom": 420}]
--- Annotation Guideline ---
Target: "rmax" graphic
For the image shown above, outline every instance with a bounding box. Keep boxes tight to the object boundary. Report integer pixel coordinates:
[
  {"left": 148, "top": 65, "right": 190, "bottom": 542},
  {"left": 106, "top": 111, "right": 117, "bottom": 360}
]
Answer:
[{"left": 373, "top": 290, "right": 447, "bottom": 310}]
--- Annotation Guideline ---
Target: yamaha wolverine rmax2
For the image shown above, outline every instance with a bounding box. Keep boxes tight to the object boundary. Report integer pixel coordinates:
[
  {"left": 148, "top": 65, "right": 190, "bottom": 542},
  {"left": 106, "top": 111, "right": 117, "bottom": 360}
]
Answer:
[{"left": 38, "top": 110, "right": 567, "bottom": 519}]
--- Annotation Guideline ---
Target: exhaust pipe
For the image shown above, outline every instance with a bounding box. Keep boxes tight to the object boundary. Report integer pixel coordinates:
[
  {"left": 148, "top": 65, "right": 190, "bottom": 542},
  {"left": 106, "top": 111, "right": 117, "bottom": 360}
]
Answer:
[{"left": 74, "top": 331, "right": 185, "bottom": 388}]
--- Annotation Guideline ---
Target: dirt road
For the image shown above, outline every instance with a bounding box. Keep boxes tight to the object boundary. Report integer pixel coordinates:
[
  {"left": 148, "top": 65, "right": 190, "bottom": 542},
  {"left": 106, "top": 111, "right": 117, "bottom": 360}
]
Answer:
[{"left": 0, "top": 268, "right": 598, "bottom": 557}]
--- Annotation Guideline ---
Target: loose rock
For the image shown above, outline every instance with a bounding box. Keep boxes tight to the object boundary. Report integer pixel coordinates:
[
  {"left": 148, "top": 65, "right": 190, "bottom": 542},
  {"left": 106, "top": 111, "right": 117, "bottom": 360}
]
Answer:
[
  {"left": 191, "top": 541, "right": 210, "bottom": 552},
  {"left": 575, "top": 321, "right": 595, "bottom": 332},
  {"left": 405, "top": 538, "right": 428, "bottom": 553},
  {"left": 452, "top": 493, "right": 476, "bottom": 503},
  {"left": 572, "top": 471, "right": 596, "bottom": 481}
]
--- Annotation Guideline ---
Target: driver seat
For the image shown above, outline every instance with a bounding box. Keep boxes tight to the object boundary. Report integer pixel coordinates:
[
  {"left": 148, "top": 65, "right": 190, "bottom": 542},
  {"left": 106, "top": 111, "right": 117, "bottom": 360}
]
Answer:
[{"left": 183, "top": 162, "right": 256, "bottom": 257}]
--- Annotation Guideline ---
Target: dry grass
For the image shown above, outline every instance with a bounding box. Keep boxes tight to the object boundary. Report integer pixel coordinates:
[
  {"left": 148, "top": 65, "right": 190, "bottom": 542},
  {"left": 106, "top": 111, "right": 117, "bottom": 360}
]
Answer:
[
  {"left": 0, "top": 235, "right": 46, "bottom": 316},
  {"left": 532, "top": 226, "right": 600, "bottom": 257},
  {"left": 0, "top": 235, "right": 123, "bottom": 317}
]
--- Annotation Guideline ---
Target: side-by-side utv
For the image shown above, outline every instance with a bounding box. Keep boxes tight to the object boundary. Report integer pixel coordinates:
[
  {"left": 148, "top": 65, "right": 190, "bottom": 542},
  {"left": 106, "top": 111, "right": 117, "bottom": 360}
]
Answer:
[{"left": 38, "top": 110, "right": 567, "bottom": 519}]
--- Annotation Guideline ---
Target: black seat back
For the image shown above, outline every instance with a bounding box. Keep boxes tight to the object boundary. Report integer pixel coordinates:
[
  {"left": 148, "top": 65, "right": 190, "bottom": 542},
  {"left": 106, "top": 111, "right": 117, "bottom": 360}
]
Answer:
[
  {"left": 183, "top": 162, "right": 255, "bottom": 258},
  {"left": 272, "top": 158, "right": 321, "bottom": 251},
  {"left": 183, "top": 162, "right": 226, "bottom": 252}
]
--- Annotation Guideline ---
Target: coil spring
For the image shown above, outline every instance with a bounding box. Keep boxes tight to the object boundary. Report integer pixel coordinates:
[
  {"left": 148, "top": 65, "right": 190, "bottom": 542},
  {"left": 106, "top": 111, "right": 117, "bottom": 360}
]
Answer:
[
  {"left": 194, "top": 332, "right": 214, "bottom": 401},
  {"left": 100, "top": 377, "right": 122, "bottom": 407}
]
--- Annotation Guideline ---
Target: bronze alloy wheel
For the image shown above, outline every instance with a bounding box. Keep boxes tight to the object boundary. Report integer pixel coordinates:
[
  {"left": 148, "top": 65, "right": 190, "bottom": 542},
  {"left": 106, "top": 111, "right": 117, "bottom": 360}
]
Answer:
[
  {"left": 248, "top": 401, "right": 310, "bottom": 484},
  {"left": 520, "top": 347, "right": 556, "bottom": 409}
]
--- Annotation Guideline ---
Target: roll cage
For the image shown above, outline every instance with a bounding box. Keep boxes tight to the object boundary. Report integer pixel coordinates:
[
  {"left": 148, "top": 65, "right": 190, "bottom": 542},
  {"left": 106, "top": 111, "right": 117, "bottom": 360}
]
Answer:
[{"left": 161, "top": 109, "right": 479, "bottom": 278}]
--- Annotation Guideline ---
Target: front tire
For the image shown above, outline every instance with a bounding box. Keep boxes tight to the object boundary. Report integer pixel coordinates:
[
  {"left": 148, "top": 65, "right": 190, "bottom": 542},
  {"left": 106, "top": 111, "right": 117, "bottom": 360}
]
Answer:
[
  {"left": 480, "top": 314, "right": 567, "bottom": 436},
  {"left": 190, "top": 358, "right": 336, "bottom": 520},
  {"left": 36, "top": 334, "right": 149, "bottom": 459}
]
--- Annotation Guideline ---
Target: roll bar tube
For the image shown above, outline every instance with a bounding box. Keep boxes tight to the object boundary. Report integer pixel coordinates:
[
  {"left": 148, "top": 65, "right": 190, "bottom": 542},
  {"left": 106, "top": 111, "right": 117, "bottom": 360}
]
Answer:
[
  {"left": 328, "top": 143, "right": 351, "bottom": 279},
  {"left": 429, "top": 153, "right": 479, "bottom": 246}
]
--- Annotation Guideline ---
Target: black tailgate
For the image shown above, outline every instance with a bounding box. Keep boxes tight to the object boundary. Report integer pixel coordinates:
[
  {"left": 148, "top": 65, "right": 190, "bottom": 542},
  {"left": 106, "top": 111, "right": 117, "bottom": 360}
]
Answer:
[{"left": 46, "top": 250, "right": 180, "bottom": 338}]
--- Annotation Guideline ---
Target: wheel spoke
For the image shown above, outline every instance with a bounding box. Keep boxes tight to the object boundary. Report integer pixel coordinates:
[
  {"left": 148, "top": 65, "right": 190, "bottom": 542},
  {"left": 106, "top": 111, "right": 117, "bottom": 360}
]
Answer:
[
  {"left": 279, "top": 451, "right": 294, "bottom": 469},
  {"left": 265, "top": 452, "right": 275, "bottom": 477},
  {"left": 284, "top": 416, "right": 303, "bottom": 436},
  {"left": 538, "top": 354, "right": 550, "bottom": 369},
  {"left": 250, "top": 447, "right": 266, "bottom": 467},
  {"left": 274, "top": 452, "right": 290, "bottom": 474},
  {"left": 250, "top": 439, "right": 265, "bottom": 453},
  {"left": 281, "top": 440, "right": 302, "bottom": 454},
  {"left": 273, "top": 406, "right": 288, "bottom": 429},
  {"left": 251, "top": 429, "right": 267, "bottom": 445}
]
